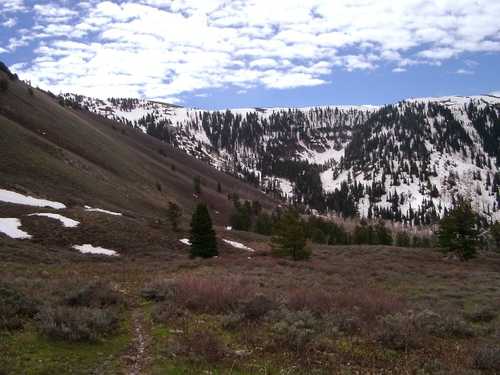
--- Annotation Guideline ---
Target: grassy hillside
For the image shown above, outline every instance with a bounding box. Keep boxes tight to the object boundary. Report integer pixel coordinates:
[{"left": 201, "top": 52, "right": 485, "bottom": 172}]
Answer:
[{"left": 0, "top": 69, "right": 276, "bottom": 224}]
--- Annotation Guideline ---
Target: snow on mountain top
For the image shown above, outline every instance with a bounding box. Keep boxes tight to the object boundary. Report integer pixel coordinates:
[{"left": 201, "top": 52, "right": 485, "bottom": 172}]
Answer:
[
  {"left": 405, "top": 95, "right": 500, "bottom": 107},
  {"left": 84, "top": 206, "right": 122, "bottom": 216},
  {"left": 0, "top": 188, "right": 66, "bottom": 209}
]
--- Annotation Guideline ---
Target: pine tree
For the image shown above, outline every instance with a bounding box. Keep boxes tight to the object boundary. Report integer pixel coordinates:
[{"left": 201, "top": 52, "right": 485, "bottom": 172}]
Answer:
[
  {"left": 437, "top": 199, "right": 478, "bottom": 260},
  {"left": 375, "top": 221, "right": 393, "bottom": 245},
  {"left": 166, "top": 201, "right": 182, "bottom": 232},
  {"left": 395, "top": 231, "right": 411, "bottom": 247},
  {"left": 190, "top": 203, "right": 218, "bottom": 258},
  {"left": 491, "top": 221, "right": 500, "bottom": 251},
  {"left": 271, "top": 209, "right": 310, "bottom": 260},
  {"left": 217, "top": 181, "right": 222, "bottom": 193}
]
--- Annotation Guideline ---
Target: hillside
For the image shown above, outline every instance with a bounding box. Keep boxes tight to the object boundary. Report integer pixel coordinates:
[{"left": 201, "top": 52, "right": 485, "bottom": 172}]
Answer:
[
  {"left": 60, "top": 93, "right": 500, "bottom": 225},
  {"left": 0, "top": 69, "right": 276, "bottom": 229}
]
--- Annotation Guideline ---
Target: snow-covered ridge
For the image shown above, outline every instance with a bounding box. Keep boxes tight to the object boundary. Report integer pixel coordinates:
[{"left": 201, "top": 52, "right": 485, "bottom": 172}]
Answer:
[{"left": 60, "top": 93, "right": 500, "bottom": 224}]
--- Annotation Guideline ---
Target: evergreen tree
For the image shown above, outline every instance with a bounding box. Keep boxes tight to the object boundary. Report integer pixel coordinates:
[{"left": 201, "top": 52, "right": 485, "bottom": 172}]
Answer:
[
  {"left": 0, "top": 78, "right": 8, "bottom": 92},
  {"left": 254, "top": 212, "right": 273, "bottom": 235},
  {"left": 271, "top": 209, "right": 310, "bottom": 260},
  {"left": 166, "top": 201, "right": 182, "bottom": 232},
  {"left": 374, "top": 221, "right": 393, "bottom": 245},
  {"left": 491, "top": 221, "right": 500, "bottom": 251},
  {"left": 437, "top": 199, "right": 478, "bottom": 260},
  {"left": 217, "top": 181, "right": 222, "bottom": 193},
  {"left": 190, "top": 203, "right": 218, "bottom": 258}
]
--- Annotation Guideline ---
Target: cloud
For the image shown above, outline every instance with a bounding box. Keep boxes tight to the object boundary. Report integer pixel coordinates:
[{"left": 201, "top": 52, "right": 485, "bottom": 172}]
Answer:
[
  {"left": 456, "top": 68, "right": 474, "bottom": 75},
  {"left": 7, "top": 0, "right": 500, "bottom": 101},
  {"left": 2, "top": 17, "right": 17, "bottom": 27},
  {"left": 0, "top": 0, "right": 26, "bottom": 13}
]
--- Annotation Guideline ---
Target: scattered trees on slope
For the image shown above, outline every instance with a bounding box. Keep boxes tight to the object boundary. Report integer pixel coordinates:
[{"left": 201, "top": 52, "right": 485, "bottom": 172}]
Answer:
[{"left": 271, "top": 209, "right": 310, "bottom": 261}]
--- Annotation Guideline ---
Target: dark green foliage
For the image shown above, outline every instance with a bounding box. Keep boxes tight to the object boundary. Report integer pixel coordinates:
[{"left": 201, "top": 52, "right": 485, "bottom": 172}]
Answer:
[
  {"left": 438, "top": 200, "right": 479, "bottom": 260},
  {"left": 190, "top": 203, "right": 218, "bottom": 258},
  {"left": 167, "top": 201, "right": 182, "bottom": 232},
  {"left": 254, "top": 212, "right": 273, "bottom": 235},
  {"left": 395, "top": 231, "right": 411, "bottom": 247},
  {"left": 305, "top": 216, "right": 349, "bottom": 245},
  {"left": 353, "top": 220, "right": 374, "bottom": 245},
  {"left": 28, "top": 87, "right": 34, "bottom": 96},
  {"left": 229, "top": 201, "right": 252, "bottom": 231},
  {"left": 271, "top": 209, "right": 310, "bottom": 260},
  {"left": 0, "top": 284, "right": 38, "bottom": 330},
  {"left": 491, "top": 221, "right": 500, "bottom": 251},
  {"left": 193, "top": 176, "right": 202, "bottom": 194},
  {"left": 374, "top": 221, "right": 393, "bottom": 245},
  {"left": 0, "top": 78, "right": 8, "bottom": 92}
]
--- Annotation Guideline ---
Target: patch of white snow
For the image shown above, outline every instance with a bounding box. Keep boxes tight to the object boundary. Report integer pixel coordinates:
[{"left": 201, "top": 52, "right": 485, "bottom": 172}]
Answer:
[
  {"left": 29, "top": 213, "right": 80, "bottom": 228},
  {"left": 84, "top": 206, "right": 122, "bottom": 216},
  {"left": 72, "top": 244, "right": 118, "bottom": 256},
  {"left": 179, "top": 238, "right": 191, "bottom": 245},
  {"left": 0, "top": 189, "right": 65, "bottom": 209},
  {"left": 0, "top": 218, "right": 32, "bottom": 239},
  {"left": 222, "top": 239, "right": 255, "bottom": 252}
]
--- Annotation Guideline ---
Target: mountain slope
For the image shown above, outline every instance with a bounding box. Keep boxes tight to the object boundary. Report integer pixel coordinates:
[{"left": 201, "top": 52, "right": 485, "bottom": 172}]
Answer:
[
  {"left": 0, "top": 70, "right": 277, "bottom": 226},
  {"left": 61, "top": 92, "right": 500, "bottom": 225}
]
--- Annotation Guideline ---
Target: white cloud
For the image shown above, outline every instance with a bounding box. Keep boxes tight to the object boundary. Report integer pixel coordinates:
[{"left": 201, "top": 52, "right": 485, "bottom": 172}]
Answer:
[
  {"left": 393, "top": 67, "right": 406, "bottom": 73},
  {"left": 2, "top": 17, "right": 17, "bottom": 27},
  {"left": 0, "top": 0, "right": 26, "bottom": 13},
  {"left": 8, "top": 0, "right": 500, "bottom": 101},
  {"left": 456, "top": 68, "right": 474, "bottom": 75}
]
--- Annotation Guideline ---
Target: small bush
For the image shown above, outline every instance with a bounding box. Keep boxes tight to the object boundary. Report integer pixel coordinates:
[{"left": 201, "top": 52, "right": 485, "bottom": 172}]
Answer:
[
  {"left": 0, "top": 284, "right": 38, "bottom": 330},
  {"left": 423, "top": 314, "right": 474, "bottom": 338},
  {"left": 464, "top": 306, "right": 497, "bottom": 323},
  {"left": 62, "top": 281, "right": 123, "bottom": 308},
  {"left": 173, "top": 275, "right": 253, "bottom": 314},
  {"left": 240, "top": 294, "right": 276, "bottom": 320},
  {"left": 286, "top": 288, "right": 334, "bottom": 314},
  {"left": 171, "top": 329, "right": 227, "bottom": 363},
  {"left": 28, "top": 87, "right": 34, "bottom": 96},
  {"left": 36, "top": 306, "right": 119, "bottom": 342},
  {"left": 141, "top": 280, "right": 176, "bottom": 302},
  {"left": 473, "top": 345, "right": 500, "bottom": 370},
  {"left": 0, "top": 78, "right": 8, "bottom": 92},
  {"left": 271, "top": 309, "right": 319, "bottom": 353},
  {"left": 377, "top": 312, "right": 420, "bottom": 351}
]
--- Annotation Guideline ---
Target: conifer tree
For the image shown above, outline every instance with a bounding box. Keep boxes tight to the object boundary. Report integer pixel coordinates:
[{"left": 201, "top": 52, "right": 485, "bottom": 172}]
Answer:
[
  {"left": 491, "top": 221, "right": 500, "bottom": 251},
  {"left": 190, "top": 203, "right": 218, "bottom": 258},
  {"left": 271, "top": 209, "right": 310, "bottom": 260},
  {"left": 437, "top": 199, "right": 478, "bottom": 260},
  {"left": 193, "top": 176, "right": 202, "bottom": 194}
]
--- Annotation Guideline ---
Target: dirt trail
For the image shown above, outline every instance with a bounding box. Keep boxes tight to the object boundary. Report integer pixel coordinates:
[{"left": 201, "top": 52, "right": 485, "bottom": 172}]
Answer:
[{"left": 121, "top": 309, "right": 151, "bottom": 375}]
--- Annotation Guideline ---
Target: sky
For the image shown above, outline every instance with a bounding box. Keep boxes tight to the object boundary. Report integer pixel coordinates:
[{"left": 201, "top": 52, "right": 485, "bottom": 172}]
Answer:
[{"left": 1, "top": 0, "right": 500, "bottom": 109}]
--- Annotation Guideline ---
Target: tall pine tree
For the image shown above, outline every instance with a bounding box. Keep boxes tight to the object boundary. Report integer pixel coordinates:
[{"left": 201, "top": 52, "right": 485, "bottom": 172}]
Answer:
[
  {"left": 190, "top": 203, "right": 218, "bottom": 258},
  {"left": 271, "top": 209, "right": 310, "bottom": 260}
]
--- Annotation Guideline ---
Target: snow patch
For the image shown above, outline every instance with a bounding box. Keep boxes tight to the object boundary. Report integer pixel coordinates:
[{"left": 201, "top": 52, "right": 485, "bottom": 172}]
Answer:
[
  {"left": 29, "top": 213, "right": 80, "bottom": 228},
  {"left": 0, "top": 189, "right": 65, "bottom": 209},
  {"left": 222, "top": 239, "right": 255, "bottom": 252},
  {"left": 179, "top": 238, "right": 191, "bottom": 245},
  {"left": 84, "top": 206, "right": 122, "bottom": 216},
  {"left": 72, "top": 244, "right": 118, "bottom": 256},
  {"left": 0, "top": 218, "right": 32, "bottom": 239}
]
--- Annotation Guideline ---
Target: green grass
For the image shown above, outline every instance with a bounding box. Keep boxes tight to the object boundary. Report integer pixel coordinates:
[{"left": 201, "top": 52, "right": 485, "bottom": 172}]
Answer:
[{"left": 0, "top": 322, "right": 130, "bottom": 375}]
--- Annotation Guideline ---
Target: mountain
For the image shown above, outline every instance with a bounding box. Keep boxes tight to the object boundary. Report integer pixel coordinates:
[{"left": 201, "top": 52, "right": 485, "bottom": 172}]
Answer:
[
  {"left": 59, "top": 92, "right": 500, "bottom": 225},
  {"left": 0, "top": 68, "right": 277, "bottom": 229}
]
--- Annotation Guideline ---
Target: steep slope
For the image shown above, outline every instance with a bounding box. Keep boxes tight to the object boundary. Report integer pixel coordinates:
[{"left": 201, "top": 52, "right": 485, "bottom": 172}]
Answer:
[
  {"left": 61, "top": 92, "right": 500, "bottom": 225},
  {"left": 0, "top": 70, "right": 277, "bottom": 226}
]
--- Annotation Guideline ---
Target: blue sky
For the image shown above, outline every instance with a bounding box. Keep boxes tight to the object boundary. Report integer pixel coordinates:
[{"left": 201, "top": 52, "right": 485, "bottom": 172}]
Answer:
[{"left": 1, "top": 0, "right": 500, "bottom": 109}]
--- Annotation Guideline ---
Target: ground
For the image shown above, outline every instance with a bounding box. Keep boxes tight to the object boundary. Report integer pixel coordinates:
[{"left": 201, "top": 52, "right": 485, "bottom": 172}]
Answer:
[{"left": 1, "top": 209, "right": 499, "bottom": 374}]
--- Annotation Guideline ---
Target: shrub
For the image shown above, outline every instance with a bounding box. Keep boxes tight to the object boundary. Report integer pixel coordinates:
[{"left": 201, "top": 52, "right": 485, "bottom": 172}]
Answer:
[
  {"left": 271, "top": 309, "right": 319, "bottom": 352},
  {"left": 141, "top": 280, "right": 176, "bottom": 302},
  {"left": 221, "top": 313, "right": 245, "bottom": 330},
  {"left": 171, "top": 329, "right": 227, "bottom": 363},
  {"left": 62, "top": 281, "right": 123, "bottom": 308},
  {"left": 36, "top": 306, "right": 118, "bottom": 342},
  {"left": 286, "top": 288, "right": 334, "bottom": 315},
  {"left": 422, "top": 314, "right": 474, "bottom": 338},
  {"left": 0, "top": 78, "right": 8, "bottom": 92},
  {"left": 240, "top": 294, "right": 276, "bottom": 320},
  {"left": 464, "top": 306, "right": 497, "bottom": 323},
  {"left": 377, "top": 312, "right": 420, "bottom": 351},
  {"left": 151, "top": 303, "right": 186, "bottom": 323},
  {"left": 0, "top": 284, "right": 38, "bottom": 330},
  {"left": 473, "top": 345, "right": 500, "bottom": 370},
  {"left": 28, "top": 87, "right": 34, "bottom": 96}
]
